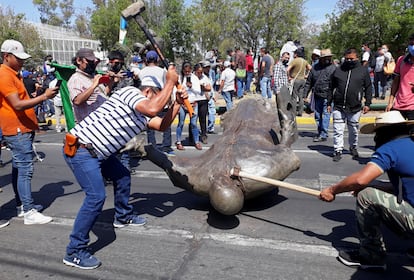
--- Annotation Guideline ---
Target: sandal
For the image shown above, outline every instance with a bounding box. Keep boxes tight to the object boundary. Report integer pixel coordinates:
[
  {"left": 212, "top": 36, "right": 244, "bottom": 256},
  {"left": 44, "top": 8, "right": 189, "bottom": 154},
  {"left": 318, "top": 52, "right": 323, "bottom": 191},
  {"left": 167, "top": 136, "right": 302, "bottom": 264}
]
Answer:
[
  {"left": 176, "top": 142, "right": 185, "bottom": 150},
  {"left": 195, "top": 142, "right": 202, "bottom": 150}
]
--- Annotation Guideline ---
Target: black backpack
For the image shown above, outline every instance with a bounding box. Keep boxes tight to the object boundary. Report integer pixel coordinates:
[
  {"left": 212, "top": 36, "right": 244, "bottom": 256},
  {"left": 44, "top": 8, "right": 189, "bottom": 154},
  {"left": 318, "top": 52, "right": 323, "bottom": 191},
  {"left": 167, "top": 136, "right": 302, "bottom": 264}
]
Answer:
[{"left": 368, "top": 51, "right": 376, "bottom": 68}]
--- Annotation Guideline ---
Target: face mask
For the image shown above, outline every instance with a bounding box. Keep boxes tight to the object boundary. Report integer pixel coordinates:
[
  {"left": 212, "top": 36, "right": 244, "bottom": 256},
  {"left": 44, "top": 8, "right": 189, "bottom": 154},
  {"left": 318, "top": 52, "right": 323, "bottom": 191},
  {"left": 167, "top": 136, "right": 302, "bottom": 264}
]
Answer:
[
  {"left": 282, "top": 60, "right": 289, "bottom": 66},
  {"left": 110, "top": 62, "right": 123, "bottom": 73},
  {"left": 408, "top": 45, "right": 414, "bottom": 56},
  {"left": 138, "top": 63, "right": 143, "bottom": 69},
  {"left": 324, "top": 59, "right": 332, "bottom": 65},
  {"left": 84, "top": 60, "right": 97, "bottom": 76},
  {"left": 343, "top": 60, "right": 357, "bottom": 68}
]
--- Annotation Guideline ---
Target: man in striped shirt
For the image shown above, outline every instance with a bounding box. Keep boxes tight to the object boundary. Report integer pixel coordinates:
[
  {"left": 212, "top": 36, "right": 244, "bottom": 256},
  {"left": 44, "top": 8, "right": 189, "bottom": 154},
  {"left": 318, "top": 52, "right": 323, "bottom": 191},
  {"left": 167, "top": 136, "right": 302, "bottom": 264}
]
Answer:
[{"left": 62, "top": 65, "right": 186, "bottom": 270}]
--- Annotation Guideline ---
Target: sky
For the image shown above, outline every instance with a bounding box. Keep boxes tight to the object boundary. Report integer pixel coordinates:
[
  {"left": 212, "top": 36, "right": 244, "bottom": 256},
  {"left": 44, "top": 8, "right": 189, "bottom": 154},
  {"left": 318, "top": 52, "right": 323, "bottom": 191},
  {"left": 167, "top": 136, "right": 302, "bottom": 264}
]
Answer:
[{"left": 0, "top": 0, "right": 338, "bottom": 25}]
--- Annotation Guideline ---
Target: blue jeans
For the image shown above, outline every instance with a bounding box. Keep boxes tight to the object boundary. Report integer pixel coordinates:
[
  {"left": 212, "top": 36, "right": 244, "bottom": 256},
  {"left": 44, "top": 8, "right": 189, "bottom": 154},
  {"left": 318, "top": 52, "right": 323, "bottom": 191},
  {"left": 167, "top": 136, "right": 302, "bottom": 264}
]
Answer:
[
  {"left": 260, "top": 76, "right": 272, "bottom": 99},
  {"left": 176, "top": 104, "right": 199, "bottom": 144},
  {"left": 4, "top": 132, "right": 35, "bottom": 212},
  {"left": 236, "top": 77, "right": 245, "bottom": 98},
  {"left": 245, "top": 71, "right": 253, "bottom": 92},
  {"left": 118, "top": 151, "right": 130, "bottom": 171},
  {"left": 314, "top": 97, "right": 331, "bottom": 139},
  {"left": 147, "top": 110, "right": 172, "bottom": 151},
  {"left": 63, "top": 148, "right": 133, "bottom": 254},
  {"left": 208, "top": 98, "right": 216, "bottom": 132},
  {"left": 221, "top": 91, "right": 233, "bottom": 111}
]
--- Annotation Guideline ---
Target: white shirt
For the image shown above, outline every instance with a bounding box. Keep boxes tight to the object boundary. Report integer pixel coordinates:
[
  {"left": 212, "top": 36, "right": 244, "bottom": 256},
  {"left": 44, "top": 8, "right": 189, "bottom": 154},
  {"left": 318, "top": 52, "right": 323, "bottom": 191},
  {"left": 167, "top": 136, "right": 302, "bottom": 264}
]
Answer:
[
  {"left": 198, "top": 73, "right": 211, "bottom": 100},
  {"left": 182, "top": 73, "right": 203, "bottom": 102},
  {"left": 220, "top": 68, "right": 236, "bottom": 92}
]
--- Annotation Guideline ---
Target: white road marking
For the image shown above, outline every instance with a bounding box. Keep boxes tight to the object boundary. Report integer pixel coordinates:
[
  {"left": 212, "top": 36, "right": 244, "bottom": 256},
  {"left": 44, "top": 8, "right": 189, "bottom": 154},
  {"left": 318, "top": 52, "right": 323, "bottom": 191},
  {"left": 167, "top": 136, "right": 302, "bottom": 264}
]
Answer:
[{"left": 51, "top": 217, "right": 338, "bottom": 257}]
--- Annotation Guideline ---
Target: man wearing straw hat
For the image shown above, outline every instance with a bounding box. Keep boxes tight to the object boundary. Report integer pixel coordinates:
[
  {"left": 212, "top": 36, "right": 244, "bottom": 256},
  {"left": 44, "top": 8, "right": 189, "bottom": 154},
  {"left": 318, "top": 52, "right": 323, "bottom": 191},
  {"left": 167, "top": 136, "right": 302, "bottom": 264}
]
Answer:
[{"left": 320, "top": 110, "right": 414, "bottom": 271}]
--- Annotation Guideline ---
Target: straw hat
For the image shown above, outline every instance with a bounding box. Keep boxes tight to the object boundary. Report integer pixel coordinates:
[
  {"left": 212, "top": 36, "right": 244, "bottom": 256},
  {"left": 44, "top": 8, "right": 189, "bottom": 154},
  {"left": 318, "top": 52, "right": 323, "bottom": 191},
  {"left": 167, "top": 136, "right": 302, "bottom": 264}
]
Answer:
[
  {"left": 360, "top": 111, "right": 414, "bottom": 134},
  {"left": 320, "top": 49, "right": 333, "bottom": 58}
]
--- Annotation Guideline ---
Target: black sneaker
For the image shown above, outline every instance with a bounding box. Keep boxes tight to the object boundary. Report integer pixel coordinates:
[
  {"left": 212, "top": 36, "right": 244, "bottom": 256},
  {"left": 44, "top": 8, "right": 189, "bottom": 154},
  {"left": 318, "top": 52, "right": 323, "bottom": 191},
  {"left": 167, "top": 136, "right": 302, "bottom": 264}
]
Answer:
[
  {"left": 350, "top": 147, "right": 359, "bottom": 159},
  {"left": 0, "top": 219, "right": 9, "bottom": 229},
  {"left": 333, "top": 152, "right": 342, "bottom": 162},
  {"left": 337, "top": 250, "right": 386, "bottom": 270},
  {"left": 113, "top": 215, "right": 147, "bottom": 228}
]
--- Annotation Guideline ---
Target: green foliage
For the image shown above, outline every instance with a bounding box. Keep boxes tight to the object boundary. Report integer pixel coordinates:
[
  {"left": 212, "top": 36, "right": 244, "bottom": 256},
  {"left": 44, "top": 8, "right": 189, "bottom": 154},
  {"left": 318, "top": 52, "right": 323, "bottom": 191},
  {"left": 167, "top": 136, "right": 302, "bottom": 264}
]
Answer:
[
  {"left": 0, "top": 7, "right": 43, "bottom": 69},
  {"left": 189, "top": 0, "right": 236, "bottom": 60},
  {"left": 319, "top": 0, "right": 414, "bottom": 59},
  {"left": 189, "top": 0, "right": 305, "bottom": 60},
  {"left": 158, "top": 0, "right": 194, "bottom": 63},
  {"left": 91, "top": 0, "right": 148, "bottom": 54}
]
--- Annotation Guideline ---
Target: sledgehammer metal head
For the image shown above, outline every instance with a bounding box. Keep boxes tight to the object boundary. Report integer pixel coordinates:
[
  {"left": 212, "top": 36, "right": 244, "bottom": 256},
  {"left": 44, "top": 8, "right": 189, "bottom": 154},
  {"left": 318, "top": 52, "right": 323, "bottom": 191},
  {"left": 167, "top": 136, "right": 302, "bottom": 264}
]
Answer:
[{"left": 121, "top": 1, "right": 146, "bottom": 19}]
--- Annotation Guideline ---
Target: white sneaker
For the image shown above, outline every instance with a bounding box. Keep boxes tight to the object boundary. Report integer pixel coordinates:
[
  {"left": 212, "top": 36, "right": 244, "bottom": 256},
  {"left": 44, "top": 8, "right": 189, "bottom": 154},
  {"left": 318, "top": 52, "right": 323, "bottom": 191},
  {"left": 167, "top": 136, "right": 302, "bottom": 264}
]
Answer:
[
  {"left": 17, "top": 204, "right": 44, "bottom": 218},
  {"left": 24, "top": 209, "right": 52, "bottom": 225}
]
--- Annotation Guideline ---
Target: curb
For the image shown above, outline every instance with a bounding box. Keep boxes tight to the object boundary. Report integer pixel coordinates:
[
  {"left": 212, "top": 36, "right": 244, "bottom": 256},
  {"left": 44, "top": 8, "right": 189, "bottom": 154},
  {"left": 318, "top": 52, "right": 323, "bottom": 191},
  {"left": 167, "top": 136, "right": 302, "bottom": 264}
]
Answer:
[{"left": 45, "top": 115, "right": 377, "bottom": 126}]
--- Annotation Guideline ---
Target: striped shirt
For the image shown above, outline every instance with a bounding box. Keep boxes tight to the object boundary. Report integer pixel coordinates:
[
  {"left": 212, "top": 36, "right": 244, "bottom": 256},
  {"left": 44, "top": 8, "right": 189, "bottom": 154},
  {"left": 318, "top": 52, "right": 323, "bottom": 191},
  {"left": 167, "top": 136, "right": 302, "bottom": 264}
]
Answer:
[{"left": 70, "top": 86, "right": 149, "bottom": 159}]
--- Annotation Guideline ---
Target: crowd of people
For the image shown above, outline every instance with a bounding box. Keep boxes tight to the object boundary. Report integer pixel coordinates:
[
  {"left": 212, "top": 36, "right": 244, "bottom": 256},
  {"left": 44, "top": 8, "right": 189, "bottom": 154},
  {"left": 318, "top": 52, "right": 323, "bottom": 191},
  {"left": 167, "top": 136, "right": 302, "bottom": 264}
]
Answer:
[{"left": 1, "top": 33, "right": 414, "bottom": 272}]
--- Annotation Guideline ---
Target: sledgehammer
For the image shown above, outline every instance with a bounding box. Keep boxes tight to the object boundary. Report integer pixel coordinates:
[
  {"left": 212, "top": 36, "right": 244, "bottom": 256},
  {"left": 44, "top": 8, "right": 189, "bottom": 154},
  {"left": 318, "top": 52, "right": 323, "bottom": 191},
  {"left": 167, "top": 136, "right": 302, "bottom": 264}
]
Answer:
[
  {"left": 230, "top": 167, "right": 321, "bottom": 197},
  {"left": 122, "top": 1, "right": 194, "bottom": 117}
]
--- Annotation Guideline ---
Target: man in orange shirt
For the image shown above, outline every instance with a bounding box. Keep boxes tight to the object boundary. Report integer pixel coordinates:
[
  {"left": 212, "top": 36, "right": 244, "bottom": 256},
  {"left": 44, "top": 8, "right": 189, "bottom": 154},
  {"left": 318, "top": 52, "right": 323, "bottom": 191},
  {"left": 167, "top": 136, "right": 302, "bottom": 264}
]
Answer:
[{"left": 0, "top": 39, "right": 58, "bottom": 225}]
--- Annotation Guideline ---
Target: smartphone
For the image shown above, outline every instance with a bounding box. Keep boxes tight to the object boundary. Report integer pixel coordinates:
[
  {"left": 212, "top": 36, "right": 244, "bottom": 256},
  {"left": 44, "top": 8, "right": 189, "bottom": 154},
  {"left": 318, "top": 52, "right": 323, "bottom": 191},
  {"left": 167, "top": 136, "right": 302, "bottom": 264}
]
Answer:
[
  {"left": 186, "top": 76, "right": 191, "bottom": 83},
  {"left": 55, "top": 79, "right": 62, "bottom": 88}
]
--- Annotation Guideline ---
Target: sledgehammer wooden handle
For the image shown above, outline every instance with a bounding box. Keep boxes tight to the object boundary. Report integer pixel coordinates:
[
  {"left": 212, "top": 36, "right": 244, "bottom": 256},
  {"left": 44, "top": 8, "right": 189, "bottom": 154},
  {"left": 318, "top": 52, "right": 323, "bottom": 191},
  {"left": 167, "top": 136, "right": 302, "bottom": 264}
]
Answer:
[
  {"left": 177, "top": 84, "right": 194, "bottom": 117},
  {"left": 230, "top": 168, "right": 321, "bottom": 197}
]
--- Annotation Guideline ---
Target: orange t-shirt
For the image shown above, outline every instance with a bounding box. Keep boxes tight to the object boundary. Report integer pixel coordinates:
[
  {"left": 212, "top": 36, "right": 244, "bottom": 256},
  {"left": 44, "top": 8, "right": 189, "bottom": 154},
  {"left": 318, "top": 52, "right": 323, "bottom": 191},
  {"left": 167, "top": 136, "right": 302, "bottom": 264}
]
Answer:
[{"left": 0, "top": 64, "right": 38, "bottom": 135}]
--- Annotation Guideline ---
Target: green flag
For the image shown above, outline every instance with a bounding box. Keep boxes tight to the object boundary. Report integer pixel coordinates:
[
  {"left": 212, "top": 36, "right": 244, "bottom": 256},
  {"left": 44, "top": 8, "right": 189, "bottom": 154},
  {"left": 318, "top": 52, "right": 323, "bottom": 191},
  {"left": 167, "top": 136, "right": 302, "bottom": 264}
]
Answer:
[{"left": 50, "top": 62, "right": 76, "bottom": 131}]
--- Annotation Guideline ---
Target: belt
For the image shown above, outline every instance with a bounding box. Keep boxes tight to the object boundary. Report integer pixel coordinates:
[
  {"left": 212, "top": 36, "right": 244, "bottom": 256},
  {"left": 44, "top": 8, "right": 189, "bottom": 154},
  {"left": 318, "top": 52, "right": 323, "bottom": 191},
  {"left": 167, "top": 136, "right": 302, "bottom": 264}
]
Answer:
[{"left": 78, "top": 143, "right": 98, "bottom": 158}]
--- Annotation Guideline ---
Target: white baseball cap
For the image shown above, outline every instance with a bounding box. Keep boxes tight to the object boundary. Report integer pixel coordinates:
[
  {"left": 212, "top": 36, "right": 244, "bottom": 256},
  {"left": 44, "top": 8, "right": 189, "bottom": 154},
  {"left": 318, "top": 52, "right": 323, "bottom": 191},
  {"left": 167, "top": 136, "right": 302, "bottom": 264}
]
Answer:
[
  {"left": 1, "top": 39, "right": 31, "bottom": 60},
  {"left": 312, "top": 48, "right": 321, "bottom": 57},
  {"left": 223, "top": 61, "right": 231, "bottom": 67}
]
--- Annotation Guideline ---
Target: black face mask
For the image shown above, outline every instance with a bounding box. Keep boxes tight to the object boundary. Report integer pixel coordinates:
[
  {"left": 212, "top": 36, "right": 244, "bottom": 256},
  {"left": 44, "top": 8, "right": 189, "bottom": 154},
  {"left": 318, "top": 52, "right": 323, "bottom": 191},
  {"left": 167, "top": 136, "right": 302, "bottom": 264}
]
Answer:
[
  {"left": 84, "top": 60, "right": 97, "bottom": 76},
  {"left": 343, "top": 60, "right": 357, "bottom": 69},
  {"left": 110, "top": 62, "right": 123, "bottom": 73},
  {"left": 282, "top": 60, "right": 289, "bottom": 66},
  {"left": 324, "top": 59, "right": 332, "bottom": 65}
]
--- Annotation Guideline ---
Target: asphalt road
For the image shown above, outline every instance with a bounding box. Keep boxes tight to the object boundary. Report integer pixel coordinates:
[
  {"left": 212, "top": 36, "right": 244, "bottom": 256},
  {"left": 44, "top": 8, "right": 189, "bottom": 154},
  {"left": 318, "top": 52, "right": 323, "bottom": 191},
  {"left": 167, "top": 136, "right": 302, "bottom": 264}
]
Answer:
[{"left": 0, "top": 122, "right": 413, "bottom": 280}]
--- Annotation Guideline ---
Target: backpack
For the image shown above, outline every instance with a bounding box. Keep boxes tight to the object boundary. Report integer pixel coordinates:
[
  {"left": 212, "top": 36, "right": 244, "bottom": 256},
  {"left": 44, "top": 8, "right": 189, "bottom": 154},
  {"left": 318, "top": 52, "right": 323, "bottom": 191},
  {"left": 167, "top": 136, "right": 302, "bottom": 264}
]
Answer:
[{"left": 368, "top": 51, "right": 376, "bottom": 68}]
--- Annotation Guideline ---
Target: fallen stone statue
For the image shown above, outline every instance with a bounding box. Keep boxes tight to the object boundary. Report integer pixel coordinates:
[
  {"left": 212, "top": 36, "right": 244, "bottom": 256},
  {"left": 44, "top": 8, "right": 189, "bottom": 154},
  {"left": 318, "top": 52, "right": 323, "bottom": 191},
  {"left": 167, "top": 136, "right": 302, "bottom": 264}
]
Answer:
[{"left": 125, "top": 88, "right": 301, "bottom": 215}]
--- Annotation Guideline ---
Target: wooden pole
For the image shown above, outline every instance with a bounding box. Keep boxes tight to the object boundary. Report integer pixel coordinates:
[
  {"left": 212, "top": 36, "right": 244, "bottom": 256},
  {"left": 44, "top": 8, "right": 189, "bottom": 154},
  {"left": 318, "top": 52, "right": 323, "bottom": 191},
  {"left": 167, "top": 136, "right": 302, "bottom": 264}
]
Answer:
[{"left": 230, "top": 168, "right": 321, "bottom": 197}]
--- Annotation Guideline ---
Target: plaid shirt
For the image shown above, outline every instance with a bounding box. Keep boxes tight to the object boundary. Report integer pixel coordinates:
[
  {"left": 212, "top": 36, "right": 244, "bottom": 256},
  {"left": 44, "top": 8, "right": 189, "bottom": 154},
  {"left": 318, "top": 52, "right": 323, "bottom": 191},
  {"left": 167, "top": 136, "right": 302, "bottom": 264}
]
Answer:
[
  {"left": 273, "top": 61, "right": 289, "bottom": 93},
  {"left": 67, "top": 69, "right": 108, "bottom": 122}
]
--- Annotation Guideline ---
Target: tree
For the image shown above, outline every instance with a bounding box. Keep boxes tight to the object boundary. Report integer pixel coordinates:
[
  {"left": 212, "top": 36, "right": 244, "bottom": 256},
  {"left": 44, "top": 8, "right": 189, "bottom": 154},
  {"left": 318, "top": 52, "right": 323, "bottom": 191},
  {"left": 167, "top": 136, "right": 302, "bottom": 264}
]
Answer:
[
  {"left": 33, "top": 0, "right": 90, "bottom": 34},
  {"left": 319, "top": 0, "right": 414, "bottom": 59},
  {"left": 158, "top": 0, "right": 194, "bottom": 63},
  {"left": 189, "top": 0, "right": 237, "bottom": 61},
  {"left": 0, "top": 7, "right": 43, "bottom": 69},
  {"left": 32, "top": 0, "right": 63, "bottom": 26},
  {"left": 189, "top": 0, "right": 305, "bottom": 60},
  {"left": 90, "top": 0, "right": 146, "bottom": 53},
  {"left": 74, "top": 11, "right": 92, "bottom": 38},
  {"left": 59, "top": 0, "right": 74, "bottom": 29}
]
